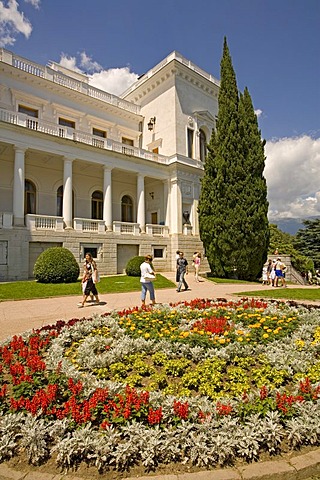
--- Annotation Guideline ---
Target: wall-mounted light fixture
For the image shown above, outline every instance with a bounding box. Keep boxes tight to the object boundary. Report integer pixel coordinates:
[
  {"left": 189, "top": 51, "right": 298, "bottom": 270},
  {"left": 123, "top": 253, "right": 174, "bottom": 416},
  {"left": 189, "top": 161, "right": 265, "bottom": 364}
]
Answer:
[
  {"left": 147, "top": 117, "right": 156, "bottom": 131},
  {"left": 183, "top": 210, "right": 190, "bottom": 224},
  {"left": 149, "top": 192, "right": 154, "bottom": 199}
]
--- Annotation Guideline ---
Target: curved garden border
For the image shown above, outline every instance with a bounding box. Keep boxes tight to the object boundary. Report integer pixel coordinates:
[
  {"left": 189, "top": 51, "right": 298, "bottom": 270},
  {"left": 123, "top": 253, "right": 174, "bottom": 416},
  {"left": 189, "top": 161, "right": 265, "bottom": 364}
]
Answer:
[{"left": 1, "top": 298, "right": 320, "bottom": 476}]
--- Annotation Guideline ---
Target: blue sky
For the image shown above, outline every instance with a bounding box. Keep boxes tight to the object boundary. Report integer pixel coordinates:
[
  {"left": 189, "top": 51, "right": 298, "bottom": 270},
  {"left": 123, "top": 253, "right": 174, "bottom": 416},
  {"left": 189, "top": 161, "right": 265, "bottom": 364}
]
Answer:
[{"left": 1, "top": 0, "right": 320, "bottom": 224}]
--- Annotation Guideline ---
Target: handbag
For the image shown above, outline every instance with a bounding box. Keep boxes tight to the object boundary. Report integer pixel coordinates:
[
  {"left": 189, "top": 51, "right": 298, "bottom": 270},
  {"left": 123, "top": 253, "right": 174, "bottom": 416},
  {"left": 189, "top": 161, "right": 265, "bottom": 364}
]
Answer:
[
  {"left": 93, "top": 270, "right": 100, "bottom": 283},
  {"left": 144, "top": 272, "right": 155, "bottom": 280}
]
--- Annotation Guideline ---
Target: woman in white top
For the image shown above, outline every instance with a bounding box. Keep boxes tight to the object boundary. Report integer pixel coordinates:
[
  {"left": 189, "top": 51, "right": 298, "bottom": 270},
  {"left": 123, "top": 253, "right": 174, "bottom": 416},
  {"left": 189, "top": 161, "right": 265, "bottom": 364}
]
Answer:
[{"left": 140, "top": 255, "right": 156, "bottom": 306}]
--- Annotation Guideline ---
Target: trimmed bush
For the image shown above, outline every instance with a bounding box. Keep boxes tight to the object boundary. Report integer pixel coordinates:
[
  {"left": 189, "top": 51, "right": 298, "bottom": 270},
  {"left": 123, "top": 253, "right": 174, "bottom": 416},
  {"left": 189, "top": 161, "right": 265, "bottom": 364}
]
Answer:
[
  {"left": 125, "top": 256, "right": 145, "bottom": 277},
  {"left": 33, "top": 247, "right": 80, "bottom": 283}
]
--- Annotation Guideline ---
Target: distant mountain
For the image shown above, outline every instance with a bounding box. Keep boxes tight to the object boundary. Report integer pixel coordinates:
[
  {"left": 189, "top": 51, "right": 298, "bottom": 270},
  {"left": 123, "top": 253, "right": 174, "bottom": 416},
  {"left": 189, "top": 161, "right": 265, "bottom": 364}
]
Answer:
[{"left": 270, "top": 217, "right": 320, "bottom": 235}]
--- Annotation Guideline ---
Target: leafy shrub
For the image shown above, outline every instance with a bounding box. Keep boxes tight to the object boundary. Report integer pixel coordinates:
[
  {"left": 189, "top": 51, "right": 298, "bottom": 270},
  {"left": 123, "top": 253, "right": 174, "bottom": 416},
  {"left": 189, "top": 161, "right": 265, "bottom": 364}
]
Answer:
[
  {"left": 33, "top": 247, "right": 80, "bottom": 283},
  {"left": 125, "top": 256, "right": 145, "bottom": 277}
]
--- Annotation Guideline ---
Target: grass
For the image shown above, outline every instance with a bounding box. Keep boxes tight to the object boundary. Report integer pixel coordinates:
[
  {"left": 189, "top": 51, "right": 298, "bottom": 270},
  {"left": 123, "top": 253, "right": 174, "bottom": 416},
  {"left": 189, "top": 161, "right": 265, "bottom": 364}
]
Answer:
[
  {"left": 207, "top": 276, "right": 260, "bottom": 284},
  {"left": 0, "top": 274, "right": 175, "bottom": 302},
  {"left": 236, "top": 287, "right": 320, "bottom": 302}
]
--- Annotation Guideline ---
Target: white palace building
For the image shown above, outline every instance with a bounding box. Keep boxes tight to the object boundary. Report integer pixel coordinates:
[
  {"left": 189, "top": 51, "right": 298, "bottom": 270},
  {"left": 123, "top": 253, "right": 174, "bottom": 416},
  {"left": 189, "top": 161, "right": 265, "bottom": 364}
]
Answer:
[{"left": 0, "top": 49, "right": 220, "bottom": 281}]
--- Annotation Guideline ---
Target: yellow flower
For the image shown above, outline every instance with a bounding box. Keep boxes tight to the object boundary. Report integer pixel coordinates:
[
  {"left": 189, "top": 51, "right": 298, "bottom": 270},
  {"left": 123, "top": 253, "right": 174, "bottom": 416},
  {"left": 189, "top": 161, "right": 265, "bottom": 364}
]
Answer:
[
  {"left": 262, "top": 333, "right": 269, "bottom": 339},
  {"left": 237, "top": 337, "right": 243, "bottom": 342}
]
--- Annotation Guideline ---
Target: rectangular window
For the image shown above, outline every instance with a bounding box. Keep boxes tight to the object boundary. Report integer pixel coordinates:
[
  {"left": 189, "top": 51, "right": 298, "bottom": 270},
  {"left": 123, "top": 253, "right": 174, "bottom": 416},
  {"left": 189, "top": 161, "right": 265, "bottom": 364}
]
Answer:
[
  {"left": 80, "top": 243, "right": 102, "bottom": 261},
  {"left": 93, "top": 128, "right": 106, "bottom": 138},
  {"left": 187, "top": 128, "right": 194, "bottom": 158},
  {"left": 122, "top": 137, "right": 134, "bottom": 156},
  {"left": 153, "top": 247, "right": 165, "bottom": 259},
  {"left": 19, "top": 105, "right": 39, "bottom": 130},
  {"left": 59, "top": 117, "right": 75, "bottom": 128},
  {"left": 18, "top": 105, "right": 38, "bottom": 117},
  {"left": 84, "top": 247, "right": 98, "bottom": 258},
  {"left": 92, "top": 128, "right": 106, "bottom": 148}
]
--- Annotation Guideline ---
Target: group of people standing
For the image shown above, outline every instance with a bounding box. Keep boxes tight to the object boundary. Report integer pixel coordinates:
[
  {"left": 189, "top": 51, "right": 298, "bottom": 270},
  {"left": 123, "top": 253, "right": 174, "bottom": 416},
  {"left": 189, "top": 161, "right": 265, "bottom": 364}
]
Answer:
[
  {"left": 78, "top": 250, "right": 203, "bottom": 308},
  {"left": 262, "top": 257, "right": 287, "bottom": 288}
]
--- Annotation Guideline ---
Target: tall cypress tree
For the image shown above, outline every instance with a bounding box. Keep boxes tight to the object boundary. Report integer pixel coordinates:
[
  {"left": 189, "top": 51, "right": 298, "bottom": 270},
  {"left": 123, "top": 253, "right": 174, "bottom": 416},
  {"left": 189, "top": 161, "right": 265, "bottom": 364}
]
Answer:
[{"left": 199, "top": 38, "right": 269, "bottom": 280}]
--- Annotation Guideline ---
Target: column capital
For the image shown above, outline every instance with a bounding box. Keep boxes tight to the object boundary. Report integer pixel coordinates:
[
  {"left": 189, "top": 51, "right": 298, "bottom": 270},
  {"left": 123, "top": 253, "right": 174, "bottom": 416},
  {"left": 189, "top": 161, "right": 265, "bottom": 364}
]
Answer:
[
  {"left": 63, "top": 156, "right": 75, "bottom": 163},
  {"left": 13, "top": 144, "right": 27, "bottom": 154}
]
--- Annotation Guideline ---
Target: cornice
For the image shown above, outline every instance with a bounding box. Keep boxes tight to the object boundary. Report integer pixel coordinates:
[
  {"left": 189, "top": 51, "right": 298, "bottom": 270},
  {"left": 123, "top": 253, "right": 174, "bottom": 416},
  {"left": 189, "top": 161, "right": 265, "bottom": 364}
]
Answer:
[{"left": 125, "top": 58, "right": 219, "bottom": 104}]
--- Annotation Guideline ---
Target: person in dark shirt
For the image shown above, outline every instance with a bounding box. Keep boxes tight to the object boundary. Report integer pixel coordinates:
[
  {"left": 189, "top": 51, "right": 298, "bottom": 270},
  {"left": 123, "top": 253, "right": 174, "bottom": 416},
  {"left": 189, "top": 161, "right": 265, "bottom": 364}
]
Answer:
[{"left": 176, "top": 251, "right": 189, "bottom": 292}]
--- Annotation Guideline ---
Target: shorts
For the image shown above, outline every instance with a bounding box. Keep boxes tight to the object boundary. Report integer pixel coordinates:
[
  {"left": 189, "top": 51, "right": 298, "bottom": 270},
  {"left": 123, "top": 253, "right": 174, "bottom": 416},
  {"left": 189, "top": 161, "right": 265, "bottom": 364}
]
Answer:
[{"left": 275, "top": 269, "right": 283, "bottom": 278}]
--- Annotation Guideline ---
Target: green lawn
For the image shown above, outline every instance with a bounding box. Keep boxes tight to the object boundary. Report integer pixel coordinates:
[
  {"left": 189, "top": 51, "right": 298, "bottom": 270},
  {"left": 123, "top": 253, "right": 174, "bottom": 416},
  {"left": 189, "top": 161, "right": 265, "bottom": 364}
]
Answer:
[
  {"left": 0, "top": 274, "right": 175, "bottom": 302},
  {"left": 206, "top": 276, "right": 260, "bottom": 284},
  {"left": 236, "top": 287, "right": 320, "bottom": 302}
]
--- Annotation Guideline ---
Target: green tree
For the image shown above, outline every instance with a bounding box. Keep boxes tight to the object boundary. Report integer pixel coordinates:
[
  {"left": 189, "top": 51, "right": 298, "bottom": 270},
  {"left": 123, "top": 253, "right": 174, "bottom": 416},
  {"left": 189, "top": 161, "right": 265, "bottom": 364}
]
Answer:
[
  {"left": 199, "top": 38, "right": 269, "bottom": 280},
  {"left": 269, "top": 223, "right": 313, "bottom": 274},
  {"left": 294, "top": 218, "right": 320, "bottom": 268}
]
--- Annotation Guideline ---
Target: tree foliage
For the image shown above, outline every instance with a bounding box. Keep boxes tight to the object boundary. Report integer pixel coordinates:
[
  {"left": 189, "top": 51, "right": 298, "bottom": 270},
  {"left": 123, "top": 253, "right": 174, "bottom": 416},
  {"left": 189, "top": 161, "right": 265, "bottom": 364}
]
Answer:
[
  {"left": 199, "top": 38, "right": 269, "bottom": 280},
  {"left": 294, "top": 218, "right": 320, "bottom": 268},
  {"left": 269, "top": 224, "right": 314, "bottom": 273}
]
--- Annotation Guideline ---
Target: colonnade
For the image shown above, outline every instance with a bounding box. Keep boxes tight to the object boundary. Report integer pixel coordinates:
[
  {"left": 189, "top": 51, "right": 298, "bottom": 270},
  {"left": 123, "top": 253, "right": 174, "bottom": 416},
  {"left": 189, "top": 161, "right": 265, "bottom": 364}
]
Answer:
[{"left": 12, "top": 146, "right": 199, "bottom": 235}]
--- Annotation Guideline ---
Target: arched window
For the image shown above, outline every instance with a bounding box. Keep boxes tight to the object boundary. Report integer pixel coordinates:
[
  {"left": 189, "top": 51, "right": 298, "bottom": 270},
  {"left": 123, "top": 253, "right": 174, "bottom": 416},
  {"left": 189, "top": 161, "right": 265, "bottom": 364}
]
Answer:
[
  {"left": 57, "top": 185, "right": 63, "bottom": 217},
  {"left": 121, "top": 195, "right": 133, "bottom": 222},
  {"left": 92, "top": 190, "right": 103, "bottom": 220},
  {"left": 199, "top": 129, "right": 207, "bottom": 162},
  {"left": 56, "top": 186, "right": 75, "bottom": 217},
  {"left": 25, "top": 180, "right": 36, "bottom": 215}
]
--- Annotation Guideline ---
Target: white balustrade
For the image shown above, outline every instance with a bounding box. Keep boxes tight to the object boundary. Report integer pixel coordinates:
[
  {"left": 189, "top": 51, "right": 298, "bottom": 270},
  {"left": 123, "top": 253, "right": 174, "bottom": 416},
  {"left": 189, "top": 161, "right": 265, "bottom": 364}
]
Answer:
[
  {"left": 74, "top": 218, "right": 105, "bottom": 233},
  {"left": 26, "top": 214, "right": 64, "bottom": 231},
  {"left": 145, "top": 224, "right": 169, "bottom": 236},
  {"left": 0, "top": 108, "right": 169, "bottom": 166},
  {"left": 113, "top": 221, "right": 140, "bottom": 235}
]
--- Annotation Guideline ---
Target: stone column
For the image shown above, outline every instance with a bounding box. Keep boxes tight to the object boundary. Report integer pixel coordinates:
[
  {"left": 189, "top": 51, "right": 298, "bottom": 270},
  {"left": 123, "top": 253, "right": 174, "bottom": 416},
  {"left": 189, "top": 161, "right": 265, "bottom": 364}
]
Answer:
[
  {"left": 137, "top": 174, "right": 145, "bottom": 233},
  {"left": 103, "top": 166, "right": 113, "bottom": 231},
  {"left": 13, "top": 146, "right": 26, "bottom": 226},
  {"left": 63, "top": 157, "right": 73, "bottom": 229},
  {"left": 170, "top": 178, "right": 182, "bottom": 234}
]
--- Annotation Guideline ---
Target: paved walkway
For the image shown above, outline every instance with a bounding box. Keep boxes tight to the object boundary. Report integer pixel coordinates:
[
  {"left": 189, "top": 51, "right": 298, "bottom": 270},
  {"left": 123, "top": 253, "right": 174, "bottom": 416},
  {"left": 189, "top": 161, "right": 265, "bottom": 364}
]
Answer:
[
  {"left": 2, "top": 272, "right": 318, "bottom": 341},
  {"left": 0, "top": 274, "right": 320, "bottom": 479}
]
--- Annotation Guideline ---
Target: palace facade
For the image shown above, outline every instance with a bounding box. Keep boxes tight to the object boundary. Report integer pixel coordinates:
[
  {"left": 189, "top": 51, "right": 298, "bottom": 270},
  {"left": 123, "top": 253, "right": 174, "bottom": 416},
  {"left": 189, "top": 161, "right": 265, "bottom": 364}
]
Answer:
[{"left": 0, "top": 49, "right": 219, "bottom": 281}]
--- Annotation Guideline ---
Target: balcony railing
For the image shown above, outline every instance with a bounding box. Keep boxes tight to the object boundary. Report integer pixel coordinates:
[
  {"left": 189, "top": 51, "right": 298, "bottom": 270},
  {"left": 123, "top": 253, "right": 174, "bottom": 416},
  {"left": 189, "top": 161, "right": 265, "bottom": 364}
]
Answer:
[
  {"left": 145, "top": 224, "right": 169, "bottom": 236},
  {"left": 0, "top": 108, "right": 169, "bottom": 166},
  {"left": 0, "top": 49, "right": 140, "bottom": 115},
  {"left": 74, "top": 218, "right": 106, "bottom": 233},
  {"left": 113, "top": 221, "right": 140, "bottom": 235},
  {"left": 4, "top": 212, "right": 189, "bottom": 237},
  {"left": 26, "top": 214, "right": 64, "bottom": 231}
]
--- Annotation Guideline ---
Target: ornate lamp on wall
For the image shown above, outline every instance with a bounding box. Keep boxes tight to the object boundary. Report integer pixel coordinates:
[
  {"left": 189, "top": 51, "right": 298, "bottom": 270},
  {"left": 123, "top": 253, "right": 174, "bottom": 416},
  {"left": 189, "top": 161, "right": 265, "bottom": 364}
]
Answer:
[
  {"left": 183, "top": 210, "right": 190, "bottom": 224},
  {"left": 147, "top": 117, "right": 156, "bottom": 131}
]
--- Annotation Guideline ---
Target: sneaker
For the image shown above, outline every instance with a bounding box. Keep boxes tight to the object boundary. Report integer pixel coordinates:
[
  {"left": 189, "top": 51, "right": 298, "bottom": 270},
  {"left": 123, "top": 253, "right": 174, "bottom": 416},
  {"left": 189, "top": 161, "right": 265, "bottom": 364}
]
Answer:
[
  {"left": 176, "top": 289, "right": 181, "bottom": 292},
  {"left": 77, "top": 303, "right": 84, "bottom": 308}
]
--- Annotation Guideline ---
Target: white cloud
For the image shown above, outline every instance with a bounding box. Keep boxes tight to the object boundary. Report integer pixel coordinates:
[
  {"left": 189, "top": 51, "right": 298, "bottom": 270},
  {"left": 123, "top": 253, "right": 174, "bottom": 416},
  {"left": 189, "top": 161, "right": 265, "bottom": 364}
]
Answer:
[
  {"left": 59, "top": 53, "right": 82, "bottom": 73},
  {"left": 255, "top": 109, "right": 263, "bottom": 119},
  {"left": 265, "top": 135, "right": 320, "bottom": 220},
  {"left": 24, "top": 0, "right": 40, "bottom": 8},
  {"left": 58, "top": 51, "right": 138, "bottom": 96},
  {"left": 0, "top": 0, "right": 37, "bottom": 47},
  {"left": 79, "top": 52, "right": 102, "bottom": 73},
  {"left": 89, "top": 67, "right": 138, "bottom": 96}
]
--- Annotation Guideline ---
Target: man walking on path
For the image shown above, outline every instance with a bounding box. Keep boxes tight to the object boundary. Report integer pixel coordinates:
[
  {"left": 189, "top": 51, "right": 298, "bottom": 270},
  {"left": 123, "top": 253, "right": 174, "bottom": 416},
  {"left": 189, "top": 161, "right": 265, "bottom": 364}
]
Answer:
[{"left": 176, "top": 251, "right": 189, "bottom": 292}]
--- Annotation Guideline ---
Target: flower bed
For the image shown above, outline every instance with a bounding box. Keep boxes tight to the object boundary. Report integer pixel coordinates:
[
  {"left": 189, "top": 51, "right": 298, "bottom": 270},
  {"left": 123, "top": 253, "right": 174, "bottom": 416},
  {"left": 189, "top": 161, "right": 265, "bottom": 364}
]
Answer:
[{"left": 1, "top": 298, "right": 320, "bottom": 473}]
